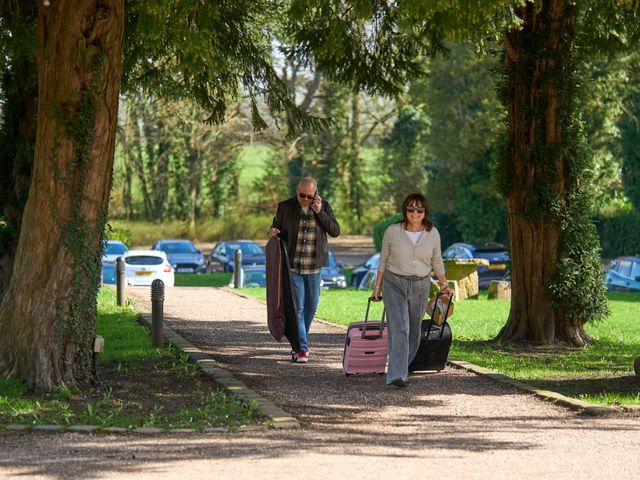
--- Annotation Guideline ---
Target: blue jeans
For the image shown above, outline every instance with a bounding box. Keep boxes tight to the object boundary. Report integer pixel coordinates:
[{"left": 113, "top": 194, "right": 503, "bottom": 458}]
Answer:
[{"left": 290, "top": 272, "right": 321, "bottom": 352}]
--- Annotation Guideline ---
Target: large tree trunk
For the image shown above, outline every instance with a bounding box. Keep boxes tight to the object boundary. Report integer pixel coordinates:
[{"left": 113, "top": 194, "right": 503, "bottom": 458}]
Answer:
[
  {"left": 0, "top": 0, "right": 124, "bottom": 391},
  {"left": 497, "top": 0, "right": 592, "bottom": 347}
]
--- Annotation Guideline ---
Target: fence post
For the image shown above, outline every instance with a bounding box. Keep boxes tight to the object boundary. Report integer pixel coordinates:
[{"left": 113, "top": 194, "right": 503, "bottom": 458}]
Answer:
[
  {"left": 151, "top": 279, "right": 165, "bottom": 347},
  {"left": 116, "top": 257, "right": 125, "bottom": 306},
  {"left": 233, "top": 249, "right": 243, "bottom": 288}
]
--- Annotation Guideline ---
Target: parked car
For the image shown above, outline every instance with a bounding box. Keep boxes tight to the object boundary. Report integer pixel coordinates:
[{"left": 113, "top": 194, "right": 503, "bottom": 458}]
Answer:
[
  {"left": 123, "top": 250, "right": 175, "bottom": 287},
  {"left": 151, "top": 239, "right": 207, "bottom": 274},
  {"left": 442, "top": 242, "right": 509, "bottom": 289},
  {"left": 102, "top": 240, "right": 128, "bottom": 263},
  {"left": 358, "top": 268, "right": 378, "bottom": 290},
  {"left": 351, "top": 253, "right": 380, "bottom": 288},
  {"left": 227, "top": 266, "right": 267, "bottom": 288},
  {"left": 208, "top": 240, "right": 266, "bottom": 273},
  {"left": 605, "top": 256, "right": 640, "bottom": 292},
  {"left": 101, "top": 262, "right": 116, "bottom": 285},
  {"left": 320, "top": 251, "right": 347, "bottom": 289},
  {"left": 101, "top": 240, "right": 128, "bottom": 285}
]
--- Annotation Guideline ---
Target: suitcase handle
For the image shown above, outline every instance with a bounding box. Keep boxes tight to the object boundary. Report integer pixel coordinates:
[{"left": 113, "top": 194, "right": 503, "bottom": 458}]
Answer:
[
  {"left": 363, "top": 296, "right": 386, "bottom": 339},
  {"left": 426, "top": 291, "right": 453, "bottom": 339}
]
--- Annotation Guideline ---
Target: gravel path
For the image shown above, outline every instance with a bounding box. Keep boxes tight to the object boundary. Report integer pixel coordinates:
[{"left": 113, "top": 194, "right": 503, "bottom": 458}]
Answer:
[{"left": 1, "top": 286, "right": 639, "bottom": 480}]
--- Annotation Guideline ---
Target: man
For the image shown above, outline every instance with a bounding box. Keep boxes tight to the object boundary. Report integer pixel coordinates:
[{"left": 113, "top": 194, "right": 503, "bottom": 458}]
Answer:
[{"left": 268, "top": 177, "right": 340, "bottom": 363}]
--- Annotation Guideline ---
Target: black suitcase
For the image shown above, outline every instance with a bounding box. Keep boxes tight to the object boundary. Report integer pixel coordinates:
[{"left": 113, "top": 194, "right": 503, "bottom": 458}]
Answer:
[{"left": 409, "top": 293, "right": 453, "bottom": 372}]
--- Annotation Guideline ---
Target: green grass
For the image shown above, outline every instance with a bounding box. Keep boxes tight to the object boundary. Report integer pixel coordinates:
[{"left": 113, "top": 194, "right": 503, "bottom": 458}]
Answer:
[
  {"left": 240, "top": 287, "right": 640, "bottom": 406},
  {"left": 0, "top": 288, "right": 264, "bottom": 429},
  {"left": 174, "top": 273, "right": 232, "bottom": 287}
]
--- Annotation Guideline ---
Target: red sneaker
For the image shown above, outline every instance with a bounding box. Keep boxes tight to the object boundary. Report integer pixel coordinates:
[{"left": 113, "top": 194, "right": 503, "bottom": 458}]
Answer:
[{"left": 293, "top": 350, "right": 309, "bottom": 363}]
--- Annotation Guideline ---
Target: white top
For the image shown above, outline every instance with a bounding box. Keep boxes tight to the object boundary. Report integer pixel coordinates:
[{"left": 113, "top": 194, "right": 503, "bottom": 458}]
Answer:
[
  {"left": 405, "top": 230, "right": 422, "bottom": 245},
  {"left": 378, "top": 223, "right": 445, "bottom": 277}
]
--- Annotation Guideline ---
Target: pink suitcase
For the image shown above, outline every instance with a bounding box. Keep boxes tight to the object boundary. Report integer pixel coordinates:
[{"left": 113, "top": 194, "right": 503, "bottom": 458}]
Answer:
[{"left": 342, "top": 297, "right": 388, "bottom": 376}]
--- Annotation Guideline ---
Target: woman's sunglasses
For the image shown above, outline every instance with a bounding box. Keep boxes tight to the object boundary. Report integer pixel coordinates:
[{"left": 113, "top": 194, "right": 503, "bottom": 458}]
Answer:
[{"left": 406, "top": 206, "right": 426, "bottom": 213}]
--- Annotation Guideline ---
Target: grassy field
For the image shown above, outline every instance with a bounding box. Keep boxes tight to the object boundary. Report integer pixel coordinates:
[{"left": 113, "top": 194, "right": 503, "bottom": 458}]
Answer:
[
  {"left": 241, "top": 287, "right": 640, "bottom": 406},
  {"left": 237, "top": 144, "right": 275, "bottom": 197}
]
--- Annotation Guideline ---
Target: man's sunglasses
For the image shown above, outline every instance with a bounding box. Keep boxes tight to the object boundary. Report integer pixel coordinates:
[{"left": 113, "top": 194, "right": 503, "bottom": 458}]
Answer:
[
  {"left": 298, "top": 192, "right": 317, "bottom": 200},
  {"left": 406, "top": 206, "right": 426, "bottom": 213}
]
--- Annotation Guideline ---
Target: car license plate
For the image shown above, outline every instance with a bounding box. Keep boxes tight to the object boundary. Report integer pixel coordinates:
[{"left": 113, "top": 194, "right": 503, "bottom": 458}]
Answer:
[
  {"left": 176, "top": 268, "right": 193, "bottom": 273},
  {"left": 489, "top": 264, "right": 506, "bottom": 270},
  {"left": 136, "top": 271, "right": 152, "bottom": 276}
]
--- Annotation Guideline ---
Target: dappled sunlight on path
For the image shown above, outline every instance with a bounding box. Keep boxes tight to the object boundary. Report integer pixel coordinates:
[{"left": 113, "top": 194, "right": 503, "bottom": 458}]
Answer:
[{"left": 73, "top": 285, "right": 640, "bottom": 480}]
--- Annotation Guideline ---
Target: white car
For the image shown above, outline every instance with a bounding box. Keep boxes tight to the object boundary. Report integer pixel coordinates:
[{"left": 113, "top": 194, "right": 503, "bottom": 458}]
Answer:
[{"left": 123, "top": 250, "right": 175, "bottom": 287}]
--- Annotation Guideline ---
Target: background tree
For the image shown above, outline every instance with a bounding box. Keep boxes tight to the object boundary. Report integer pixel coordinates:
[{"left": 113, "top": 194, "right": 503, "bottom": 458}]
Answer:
[
  {"left": 582, "top": 57, "right": 630, "bottom": 212},
  {"left": 379, "top": 106, "right": 430, "bottom": 209},
  {"left": 620, "top": 65, "right": 640, "bottom": 213},
  {"left": 410, "top": 44, "right": 507, "bottom": 245}
]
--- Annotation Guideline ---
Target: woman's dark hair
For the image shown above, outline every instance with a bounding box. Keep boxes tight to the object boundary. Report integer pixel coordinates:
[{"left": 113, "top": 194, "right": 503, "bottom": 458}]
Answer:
[{"left": 401, "top": 193, "right": 433, "bottom": 231}]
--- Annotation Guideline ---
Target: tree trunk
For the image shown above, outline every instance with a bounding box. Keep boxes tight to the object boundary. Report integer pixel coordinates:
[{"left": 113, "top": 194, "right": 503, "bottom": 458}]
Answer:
[
  {"left": 497, "top": 0, "right": 591, "bottom": 346},
  {"left": 349, "top": 91, "right": 362, "bottom": 232},
  {"left": 131, "top": 101, "right": 154, "bottom": 218},
  {"left": 0, "top": 0, "right": 124, "bottom": 391},
  {"left": 120, "top": 102, "right": 134, "bottom": 220}
]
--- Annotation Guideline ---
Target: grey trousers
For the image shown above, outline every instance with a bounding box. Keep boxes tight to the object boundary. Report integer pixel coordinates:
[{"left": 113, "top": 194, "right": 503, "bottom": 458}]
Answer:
[{"left": 382, "top": 270, "right": 430, "bottom": 384}]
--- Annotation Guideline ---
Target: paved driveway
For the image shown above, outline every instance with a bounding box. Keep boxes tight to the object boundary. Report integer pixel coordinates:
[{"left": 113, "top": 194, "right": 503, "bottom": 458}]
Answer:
[{"left": 1, "top": 286, "right": 639, "bottom": 480}]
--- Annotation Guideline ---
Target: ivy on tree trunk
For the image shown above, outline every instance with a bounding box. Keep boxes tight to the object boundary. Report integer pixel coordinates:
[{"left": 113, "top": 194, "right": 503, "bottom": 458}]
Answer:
[
  {"left": 0, "top": 0, "right": 124, "bottom": 391},
  {"left": 497, "top": 0, "right": 608, "bottom": 347}
]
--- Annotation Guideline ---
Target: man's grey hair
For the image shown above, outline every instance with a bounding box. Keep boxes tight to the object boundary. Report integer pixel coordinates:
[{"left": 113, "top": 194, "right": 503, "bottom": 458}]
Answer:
[{"left": 298, "top": 177, "right": 317, "bottom": 189}]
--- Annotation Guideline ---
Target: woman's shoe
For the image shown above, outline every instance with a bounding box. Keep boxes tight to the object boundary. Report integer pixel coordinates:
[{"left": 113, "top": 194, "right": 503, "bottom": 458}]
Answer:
[{"left": 390, "top": 377, "right": 408, "bottom": 388}]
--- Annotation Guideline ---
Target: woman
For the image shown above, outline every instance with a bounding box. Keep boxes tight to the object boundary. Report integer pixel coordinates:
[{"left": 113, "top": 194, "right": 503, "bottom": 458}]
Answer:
[{"left": 372, "top": 193, "right": 450, "bottom": 388}]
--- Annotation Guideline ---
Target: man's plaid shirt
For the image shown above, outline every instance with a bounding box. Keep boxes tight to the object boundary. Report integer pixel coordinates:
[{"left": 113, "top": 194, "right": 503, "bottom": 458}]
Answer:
[{"left": 292, "top": 207, "right": 320, "bottom": 274}]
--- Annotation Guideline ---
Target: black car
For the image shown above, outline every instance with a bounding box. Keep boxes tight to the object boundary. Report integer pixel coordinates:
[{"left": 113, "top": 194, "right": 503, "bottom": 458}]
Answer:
[
  {"left": 228, "top": 266, "right": 267, "bottom": 288},
  {"left": 208, "top": 240, "right": 266, "bottom": 273},
  {"left": 442, "top": 242, "right": 509, "bottom": 289},
  {"left": 151, "top": 239, "right": 207, "bottom": 274},
  {"left": 320, "top": 251, "right": 347, "bottom": 289}
]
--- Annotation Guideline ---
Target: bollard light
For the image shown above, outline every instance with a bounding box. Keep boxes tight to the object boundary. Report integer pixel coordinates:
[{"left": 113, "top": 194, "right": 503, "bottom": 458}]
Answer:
[
  {"left": 151, "top": 279, "right": 165, "bottom": 347},
  {"left": 116, "top": 256, "right": 125, "bottom": 306},
  {"left": 92, "top": 335, "right": 105, "bottom": 377},
  {"left": 233, "top": 249, "right": 243, "bottom": 288}
]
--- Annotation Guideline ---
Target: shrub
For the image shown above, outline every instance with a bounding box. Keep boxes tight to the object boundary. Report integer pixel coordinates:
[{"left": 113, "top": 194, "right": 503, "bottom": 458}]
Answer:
[
  {"left": 596, "top": 209, "right": 640, "bottom": 259},
  {"left": 372, "top": 213, "right": 402, "bottom": 251},
  {"left": 105, "top": 223, "right": 134, "bottom": 247}
]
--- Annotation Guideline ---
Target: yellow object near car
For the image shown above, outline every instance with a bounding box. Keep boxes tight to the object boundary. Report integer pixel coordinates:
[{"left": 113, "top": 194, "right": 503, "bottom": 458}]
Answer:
[{"left": 488, "top": 263, "right": 506, "bottom": 270}]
